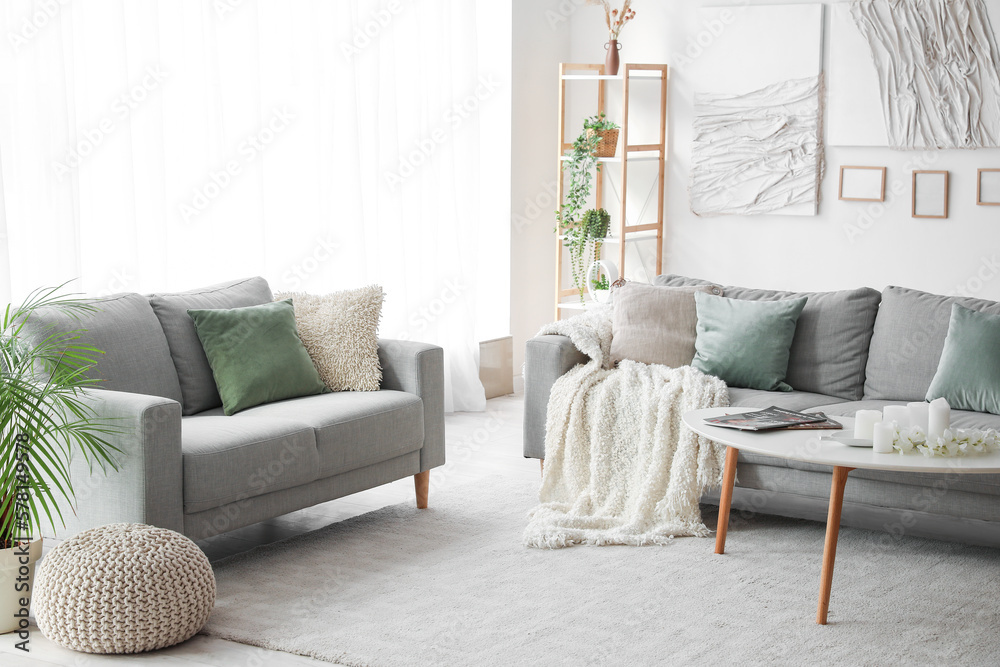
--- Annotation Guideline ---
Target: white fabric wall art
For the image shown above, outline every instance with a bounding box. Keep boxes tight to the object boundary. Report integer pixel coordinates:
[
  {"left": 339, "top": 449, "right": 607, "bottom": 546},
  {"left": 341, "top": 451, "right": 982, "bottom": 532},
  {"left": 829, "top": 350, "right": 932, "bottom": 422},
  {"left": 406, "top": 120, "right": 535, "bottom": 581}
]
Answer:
[
  {"left": 849, "top": 0, "right": 1000, "bottom": 149},
  {"left": 690, "top": 76, "right": 824, "bottom": 217},
  {"left": 688, "top": 4, "right": 825, "bottom": 216}
]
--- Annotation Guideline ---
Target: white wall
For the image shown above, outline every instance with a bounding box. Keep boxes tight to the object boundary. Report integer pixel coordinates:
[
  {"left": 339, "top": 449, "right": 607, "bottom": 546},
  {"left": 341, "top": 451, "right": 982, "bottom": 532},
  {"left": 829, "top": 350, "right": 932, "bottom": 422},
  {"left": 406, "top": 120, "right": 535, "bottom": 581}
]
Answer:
[
  {"left": 509, "top": 0, "right": 1000, "bottom": 373},
  {"left": 510, "top": 0, "right": 571, "bottom": 373}
]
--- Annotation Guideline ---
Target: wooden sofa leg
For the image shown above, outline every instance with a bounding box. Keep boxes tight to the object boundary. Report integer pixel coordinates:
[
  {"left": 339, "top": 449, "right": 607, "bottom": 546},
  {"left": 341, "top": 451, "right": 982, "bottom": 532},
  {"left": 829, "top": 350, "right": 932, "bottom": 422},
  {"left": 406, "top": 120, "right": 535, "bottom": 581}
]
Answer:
[
  {"left": 540, "top": 459, "right": 544, "bottom": 476},
  {"left": 414, "top": 471, "right": 430, "bottom": 509}
]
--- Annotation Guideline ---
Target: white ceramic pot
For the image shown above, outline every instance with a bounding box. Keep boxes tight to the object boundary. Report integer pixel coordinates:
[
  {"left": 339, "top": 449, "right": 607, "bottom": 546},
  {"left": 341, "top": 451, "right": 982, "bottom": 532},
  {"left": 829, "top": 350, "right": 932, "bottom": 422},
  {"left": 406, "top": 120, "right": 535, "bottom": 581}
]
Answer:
[
  {"left": 0, "top": 539, "right": 42, "bottom": 635},
  {"left": 586, "top": 260, "right": 619, "bottom": 304}
]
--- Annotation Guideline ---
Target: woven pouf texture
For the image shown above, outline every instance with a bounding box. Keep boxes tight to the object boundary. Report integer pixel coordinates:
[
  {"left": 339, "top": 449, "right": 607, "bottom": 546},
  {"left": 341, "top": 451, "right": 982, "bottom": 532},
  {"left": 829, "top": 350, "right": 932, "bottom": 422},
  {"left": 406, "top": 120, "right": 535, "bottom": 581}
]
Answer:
[{"left": 33, "top": 523, "right": 216, "bottom": 654}]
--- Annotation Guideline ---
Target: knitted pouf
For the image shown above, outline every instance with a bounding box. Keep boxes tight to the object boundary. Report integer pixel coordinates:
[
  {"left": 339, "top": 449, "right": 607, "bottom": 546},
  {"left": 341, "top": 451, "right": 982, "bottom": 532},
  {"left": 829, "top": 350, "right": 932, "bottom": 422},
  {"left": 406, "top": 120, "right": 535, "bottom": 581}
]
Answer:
[{"left": 33, "top": 523, "right": 216, "bottom": 654}]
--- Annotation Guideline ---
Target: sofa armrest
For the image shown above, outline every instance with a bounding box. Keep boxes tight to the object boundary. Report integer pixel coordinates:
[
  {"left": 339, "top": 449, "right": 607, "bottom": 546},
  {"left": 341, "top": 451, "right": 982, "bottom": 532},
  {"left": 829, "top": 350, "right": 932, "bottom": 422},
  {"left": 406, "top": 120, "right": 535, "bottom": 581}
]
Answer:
[
  {"left": 378, "top": 339, "right": 445, "bottom": 472},
  {"left": 523, "top": 335, "right": 589, "bottom": 459},
  {"left": 46, "top": 388, "right": 183, "bottom": 539}
]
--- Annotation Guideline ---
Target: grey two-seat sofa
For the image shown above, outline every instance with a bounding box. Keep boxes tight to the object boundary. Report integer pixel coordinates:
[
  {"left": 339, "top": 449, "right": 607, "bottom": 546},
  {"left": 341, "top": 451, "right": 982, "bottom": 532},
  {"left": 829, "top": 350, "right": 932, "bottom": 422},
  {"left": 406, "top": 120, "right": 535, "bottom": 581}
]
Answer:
[
  {"left": 32, "top": 277, "right": 444, "bottom": 541},
  {"left": 524, "top": 274, "right": 1000, "bottom": 547}
]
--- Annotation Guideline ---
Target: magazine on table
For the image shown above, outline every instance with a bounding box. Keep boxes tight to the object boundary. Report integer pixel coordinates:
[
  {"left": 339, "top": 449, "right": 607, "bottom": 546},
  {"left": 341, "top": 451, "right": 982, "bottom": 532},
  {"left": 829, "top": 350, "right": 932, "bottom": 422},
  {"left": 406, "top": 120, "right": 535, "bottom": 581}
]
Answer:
[{"left": 704, "top": 406, "right": 840, "bottom": 432}]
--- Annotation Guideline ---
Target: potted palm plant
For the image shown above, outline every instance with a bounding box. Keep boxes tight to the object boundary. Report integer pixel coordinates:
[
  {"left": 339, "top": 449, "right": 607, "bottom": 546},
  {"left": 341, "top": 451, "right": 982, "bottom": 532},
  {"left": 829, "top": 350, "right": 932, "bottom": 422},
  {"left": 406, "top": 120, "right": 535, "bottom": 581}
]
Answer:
[{"left": 1, "top": 286, "right": 121, "bottom": 635}]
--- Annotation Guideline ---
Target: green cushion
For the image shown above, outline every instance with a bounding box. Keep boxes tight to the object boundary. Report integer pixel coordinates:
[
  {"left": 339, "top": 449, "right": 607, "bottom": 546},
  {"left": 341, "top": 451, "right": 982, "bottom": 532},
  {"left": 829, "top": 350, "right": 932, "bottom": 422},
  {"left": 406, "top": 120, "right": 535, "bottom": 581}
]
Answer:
[
  {"left": 188, "top": 299, "right": 326, "bottom": 416},
  {"left": 692, "top": 292, "right": 807, "bottom": 392},
  {"left": 926, "top": 304, "right": 1000, "bottom": 415}
]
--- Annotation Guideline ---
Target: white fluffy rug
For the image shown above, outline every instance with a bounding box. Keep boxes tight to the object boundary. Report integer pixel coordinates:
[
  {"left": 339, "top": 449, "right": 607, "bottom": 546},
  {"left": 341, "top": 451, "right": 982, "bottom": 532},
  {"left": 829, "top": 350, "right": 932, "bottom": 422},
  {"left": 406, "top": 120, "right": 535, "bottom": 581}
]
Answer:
[{"left": 204, "top": 477, "right": 1000, "bottom": 666}]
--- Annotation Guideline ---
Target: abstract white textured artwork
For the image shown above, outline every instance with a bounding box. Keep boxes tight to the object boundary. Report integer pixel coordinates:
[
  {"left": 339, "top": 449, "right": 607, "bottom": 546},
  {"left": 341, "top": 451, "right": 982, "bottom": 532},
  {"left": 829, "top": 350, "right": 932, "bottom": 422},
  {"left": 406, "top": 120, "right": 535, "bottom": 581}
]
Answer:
[
  {"left": 850, "top": 0, "right": 1000, "bottom": 149},
  {"left": 690, "top": 77, "right": 823, "bottom": 217},
  {"left": 688, "top": 4, "right": 824, "bottom": 216}
]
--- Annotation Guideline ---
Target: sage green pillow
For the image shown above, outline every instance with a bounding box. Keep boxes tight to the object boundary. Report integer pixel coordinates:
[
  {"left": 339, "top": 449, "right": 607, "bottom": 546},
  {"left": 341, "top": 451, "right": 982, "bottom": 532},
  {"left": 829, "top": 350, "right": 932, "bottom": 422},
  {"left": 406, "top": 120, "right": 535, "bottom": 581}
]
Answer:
[
  {"left": 692, "top": 292, "right": 807, "bottom": 391},
  {"left": 926, "top": 304, "right": 1000, "bottom": 415},
  {"left": 188, "top": 299, "right": 326, "bottom": 415}
]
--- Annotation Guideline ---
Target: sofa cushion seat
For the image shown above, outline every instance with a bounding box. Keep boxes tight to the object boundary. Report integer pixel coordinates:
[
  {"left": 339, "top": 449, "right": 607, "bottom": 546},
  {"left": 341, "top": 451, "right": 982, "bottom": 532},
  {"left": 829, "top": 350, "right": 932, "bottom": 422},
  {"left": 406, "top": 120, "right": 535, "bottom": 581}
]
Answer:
[
  {"left": 181, "top": 416, "right": 319, "bottom": 514},
  {"left": 727, "top": 387, "right": 846, "bottom": 412},
  {"left": 230, "top": 391, "right": 425, "bottom": 478}
]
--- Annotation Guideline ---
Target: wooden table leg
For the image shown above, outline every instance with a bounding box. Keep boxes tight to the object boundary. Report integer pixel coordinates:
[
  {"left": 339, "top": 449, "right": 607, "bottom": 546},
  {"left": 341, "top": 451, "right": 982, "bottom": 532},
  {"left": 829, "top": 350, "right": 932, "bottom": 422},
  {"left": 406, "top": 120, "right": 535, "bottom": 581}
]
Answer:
[
  {"left": 715, "top": 446, "right": 739, "bottom": 555},
  {"left": 817, "top": 466, "right": 854, "bottom": 625}
]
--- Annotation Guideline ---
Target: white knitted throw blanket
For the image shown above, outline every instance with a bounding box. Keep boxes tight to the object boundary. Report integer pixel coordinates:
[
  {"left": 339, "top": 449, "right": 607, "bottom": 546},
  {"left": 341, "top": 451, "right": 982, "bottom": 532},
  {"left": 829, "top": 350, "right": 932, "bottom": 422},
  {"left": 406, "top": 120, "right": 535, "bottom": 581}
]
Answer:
[{"left": 524, "top": 305, "right": 730, "bottom": 549}]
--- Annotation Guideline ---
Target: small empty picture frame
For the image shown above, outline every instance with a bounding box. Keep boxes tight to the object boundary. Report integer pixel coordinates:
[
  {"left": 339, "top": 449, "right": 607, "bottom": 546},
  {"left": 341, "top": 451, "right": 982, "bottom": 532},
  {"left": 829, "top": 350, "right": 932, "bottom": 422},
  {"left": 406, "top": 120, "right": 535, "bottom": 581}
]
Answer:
[
  {"left": 839, "top": 166, "right": 887, "bottom": 202},
  {"left": 912, "top": 170, "right": 950, "bottom": 219},
  {"left": 977, "top": 169, "right": 1000, "bottom": 206}
]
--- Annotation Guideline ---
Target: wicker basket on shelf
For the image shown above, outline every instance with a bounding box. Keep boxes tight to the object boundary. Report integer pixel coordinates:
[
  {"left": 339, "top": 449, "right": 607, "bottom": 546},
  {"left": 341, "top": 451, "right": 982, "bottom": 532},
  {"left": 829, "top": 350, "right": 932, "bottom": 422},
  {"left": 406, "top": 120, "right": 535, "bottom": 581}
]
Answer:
[{"left": 586, "top": 128, "right": 619, "bottom": 158}]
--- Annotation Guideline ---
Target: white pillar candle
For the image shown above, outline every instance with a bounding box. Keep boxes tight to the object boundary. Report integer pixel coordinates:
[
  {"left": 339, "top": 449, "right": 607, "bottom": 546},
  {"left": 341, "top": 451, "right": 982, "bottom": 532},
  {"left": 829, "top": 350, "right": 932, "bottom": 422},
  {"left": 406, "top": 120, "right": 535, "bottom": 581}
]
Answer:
[
  {"left": 873, "top": 422, "right": 895, "bottom": 453},
  {"left": 854, "top": 410, "right": 882, "bottom": 440},
  {"left": 883, "top": 405, "right": 910, "bottom": 429},
  {"left": 928, "top": 397, "right": 951, "bottom": 439},
  {"left": 907, "top": 401, "right": 930, "bottom": 432}
]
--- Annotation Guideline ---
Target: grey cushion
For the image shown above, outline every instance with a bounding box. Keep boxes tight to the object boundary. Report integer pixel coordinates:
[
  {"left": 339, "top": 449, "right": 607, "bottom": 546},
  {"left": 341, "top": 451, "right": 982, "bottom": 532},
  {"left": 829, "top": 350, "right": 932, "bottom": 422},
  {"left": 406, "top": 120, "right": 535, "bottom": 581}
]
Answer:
[
  {"left": 181, "top": 414, "right": 319, "bottom": 514},
  {"left": 655, "top": 274, "right": 881, "bottom": 400},
  {"left": 216, "top": 390, "right": 425, "bottom": 478},
  {"left": 727, "top": 387, "right": 847, "bottom": 412},
  {"left": 864, "top": 286, "right": 1000, "bottom": 402},
  {"left": 25, "top": 293, "right": 183, "bottom": 403},
  {"left": 149, "top": 277, "right": 273, "bottom": 415}
]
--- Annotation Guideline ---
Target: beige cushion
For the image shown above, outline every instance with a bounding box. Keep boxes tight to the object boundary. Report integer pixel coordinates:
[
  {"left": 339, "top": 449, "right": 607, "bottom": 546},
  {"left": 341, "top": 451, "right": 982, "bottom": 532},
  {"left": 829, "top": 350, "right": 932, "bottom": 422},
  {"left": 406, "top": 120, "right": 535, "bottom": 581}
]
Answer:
[
  {"left": 610, "top": 282, "right": 723, "bottom": 368},
  {"left": 275, "top": 285, "right": 384, "bottom": 391}
]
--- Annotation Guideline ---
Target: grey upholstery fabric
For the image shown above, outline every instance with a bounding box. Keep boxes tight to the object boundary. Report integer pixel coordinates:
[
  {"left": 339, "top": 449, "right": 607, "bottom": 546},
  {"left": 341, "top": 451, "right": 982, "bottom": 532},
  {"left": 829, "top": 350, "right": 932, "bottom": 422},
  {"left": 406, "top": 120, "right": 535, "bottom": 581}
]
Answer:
[
  {"left": 148, "top": 277, "right": 273, "bottom": 415},
  {"left": 40, "top": 293, "right": 444, "bottom": 541},
  {"left": 25, "top": 293, "right": 183, "bottom": 403},
  {"left": 864, "top": 286, "right": 1000, "bottom": 401},
  {"left": 181, "top": 415, "right": 319, "bottom": 514},
  {"left": 45, "top": 388, "right": 184, "bottom": 538},
  {"left": 184, "top": 451, "right": 421, "bottom": 540},
  {"left": 523, "top": 335, "right": 589, "bottom": 459},
  {"left": 654, "top": 274, "right": 880, "bottom": 400},
  {"left": 377, "top": 339, "right": 445, "bottom": 472},
  {"left": 219, "top": 391, "right": 424, "bottom": 478},
  {"left": 704, "top": 480, "right": 1000, "bottom": 548},
  {"left": 727, "top": 387, "right": 846, "bottom": 412},
  {"left": 709, "top": 462, "right": 1000, "bottom": 523}
]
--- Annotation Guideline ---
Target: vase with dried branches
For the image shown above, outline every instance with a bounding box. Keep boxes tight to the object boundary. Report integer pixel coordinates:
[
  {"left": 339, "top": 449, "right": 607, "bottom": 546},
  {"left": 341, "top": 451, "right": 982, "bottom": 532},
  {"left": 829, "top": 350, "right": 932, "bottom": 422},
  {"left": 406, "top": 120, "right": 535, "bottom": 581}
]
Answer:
[{"left": 589, "top": 1, "right": 637, "bottom": 76}]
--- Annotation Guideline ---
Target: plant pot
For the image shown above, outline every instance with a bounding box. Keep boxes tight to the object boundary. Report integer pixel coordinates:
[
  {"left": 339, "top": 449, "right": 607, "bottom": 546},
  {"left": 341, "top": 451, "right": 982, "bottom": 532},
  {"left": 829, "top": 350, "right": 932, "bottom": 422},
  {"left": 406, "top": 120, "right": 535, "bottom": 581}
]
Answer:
[
  {"left": 586, "top": 260, "right": 619, "bottom": 304},
  {"left": 586, "top": 128, "right": 619, "bottom": 158},
  {"left": 0, "top": 538, "right": 42, "bottom": 634}
]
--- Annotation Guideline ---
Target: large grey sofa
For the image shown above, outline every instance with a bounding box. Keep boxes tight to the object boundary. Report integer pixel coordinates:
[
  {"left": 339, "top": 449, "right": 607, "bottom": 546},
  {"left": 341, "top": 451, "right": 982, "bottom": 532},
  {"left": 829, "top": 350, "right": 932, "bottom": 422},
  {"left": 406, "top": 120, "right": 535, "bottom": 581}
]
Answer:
[
  {"left": 524, "top": 274, "right": 1000, "bottom": 547},
  {"left": 31, "top": 277, "right": 444, "bottom": 542}
]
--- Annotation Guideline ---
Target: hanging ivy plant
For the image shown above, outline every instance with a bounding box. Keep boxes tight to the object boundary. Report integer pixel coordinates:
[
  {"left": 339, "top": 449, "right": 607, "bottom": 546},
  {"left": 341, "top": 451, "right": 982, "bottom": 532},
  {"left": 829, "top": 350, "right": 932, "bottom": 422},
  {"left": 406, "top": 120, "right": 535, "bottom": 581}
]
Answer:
[{"left": 556, "top": 113, "right": 619, "bottom": 301}]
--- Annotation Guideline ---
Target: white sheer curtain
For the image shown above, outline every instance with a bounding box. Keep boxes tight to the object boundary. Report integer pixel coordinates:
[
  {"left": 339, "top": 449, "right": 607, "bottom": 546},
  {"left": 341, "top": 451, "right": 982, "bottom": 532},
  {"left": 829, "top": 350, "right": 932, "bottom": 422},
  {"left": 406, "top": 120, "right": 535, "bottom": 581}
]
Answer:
[{"left": 0, "top": 0, "right": 496, "bottom": 412}]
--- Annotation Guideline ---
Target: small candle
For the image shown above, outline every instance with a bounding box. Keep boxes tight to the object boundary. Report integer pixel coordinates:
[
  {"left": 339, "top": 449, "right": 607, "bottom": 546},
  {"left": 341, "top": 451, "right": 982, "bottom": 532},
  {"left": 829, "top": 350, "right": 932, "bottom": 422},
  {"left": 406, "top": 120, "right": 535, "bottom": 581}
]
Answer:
[
  {"left": 883, "top": 405, "right": 910, "bottom": 429},
  {"left": 907, "top": 402, "right": 930, "bottom": 432},
  {"left": 928, "top": 397, "right": 951, "bottom": 439},
  {"left": 854, "top": 410, "right": 882, "bottom": 440},
  {"left": 873, "top": 421, "right": 895, "bottom": 453}
]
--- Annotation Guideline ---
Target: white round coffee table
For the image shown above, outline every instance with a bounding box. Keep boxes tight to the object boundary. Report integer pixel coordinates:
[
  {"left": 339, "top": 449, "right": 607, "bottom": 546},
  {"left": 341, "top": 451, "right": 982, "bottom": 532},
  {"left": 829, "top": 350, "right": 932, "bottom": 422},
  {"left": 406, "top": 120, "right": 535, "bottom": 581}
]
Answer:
[{"left": 684, "top": 407, "right": 1000, "bottom": 625}]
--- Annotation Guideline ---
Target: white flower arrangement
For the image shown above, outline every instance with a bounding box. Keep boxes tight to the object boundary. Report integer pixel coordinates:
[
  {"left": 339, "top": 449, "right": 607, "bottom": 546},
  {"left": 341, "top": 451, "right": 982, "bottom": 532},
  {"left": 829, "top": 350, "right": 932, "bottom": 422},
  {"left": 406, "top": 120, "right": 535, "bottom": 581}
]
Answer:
[{"left": 890, "top": 424, "right": 1000, "bottom": 458}]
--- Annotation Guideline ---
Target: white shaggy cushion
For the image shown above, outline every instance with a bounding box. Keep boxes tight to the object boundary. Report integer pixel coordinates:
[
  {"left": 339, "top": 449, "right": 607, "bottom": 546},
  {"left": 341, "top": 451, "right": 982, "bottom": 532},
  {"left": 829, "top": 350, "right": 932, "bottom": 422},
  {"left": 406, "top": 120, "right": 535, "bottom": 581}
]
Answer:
[
  {"left": 32, "top": 523, "right": 216, "bottom": 654},
  {"left": 275, "top": 285, "right": 384, "bottom": 391}
]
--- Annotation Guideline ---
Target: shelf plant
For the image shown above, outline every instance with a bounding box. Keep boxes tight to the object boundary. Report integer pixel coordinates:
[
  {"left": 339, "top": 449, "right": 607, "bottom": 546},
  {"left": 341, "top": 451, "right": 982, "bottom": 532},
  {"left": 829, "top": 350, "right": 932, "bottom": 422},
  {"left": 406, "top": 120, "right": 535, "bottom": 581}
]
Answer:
[
  {"left": 1, "top": 286, "right": 121, "bottom": 632},
  {"left": 557, "top": 113, "right": 619, "bottom": 301}
]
